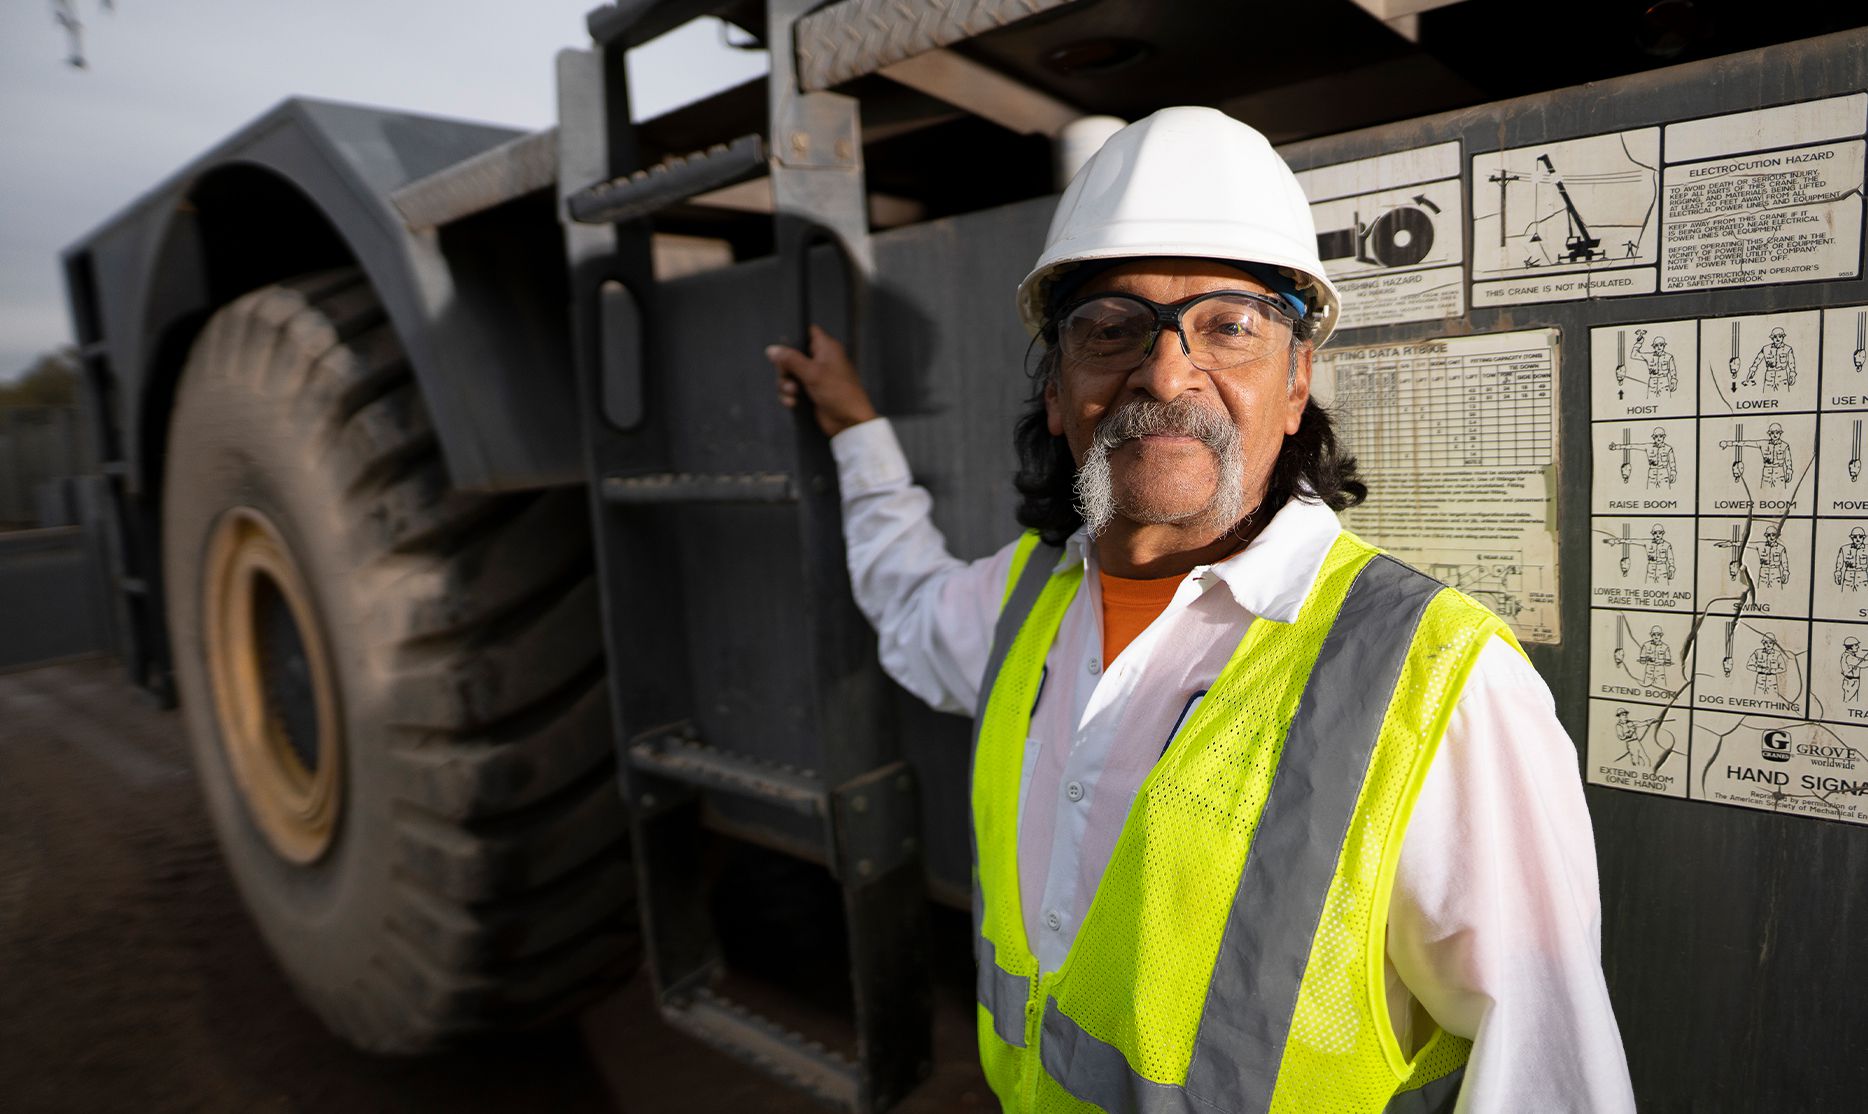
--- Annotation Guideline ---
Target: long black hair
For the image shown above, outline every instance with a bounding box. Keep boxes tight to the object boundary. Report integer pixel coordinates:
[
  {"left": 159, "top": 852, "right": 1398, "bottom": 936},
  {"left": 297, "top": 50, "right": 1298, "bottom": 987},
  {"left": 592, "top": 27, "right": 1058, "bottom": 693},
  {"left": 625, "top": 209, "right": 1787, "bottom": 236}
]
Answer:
[{"left": 1012, "top": 333, "right": 1368, "bottom": 546}]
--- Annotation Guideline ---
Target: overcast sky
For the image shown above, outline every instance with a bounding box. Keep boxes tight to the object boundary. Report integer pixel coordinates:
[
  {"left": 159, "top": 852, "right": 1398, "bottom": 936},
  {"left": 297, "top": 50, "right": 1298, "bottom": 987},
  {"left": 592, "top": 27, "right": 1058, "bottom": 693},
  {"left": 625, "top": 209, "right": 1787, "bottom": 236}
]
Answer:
[{"left": 0, "top": 0, "right": 768, "bottom": 380}]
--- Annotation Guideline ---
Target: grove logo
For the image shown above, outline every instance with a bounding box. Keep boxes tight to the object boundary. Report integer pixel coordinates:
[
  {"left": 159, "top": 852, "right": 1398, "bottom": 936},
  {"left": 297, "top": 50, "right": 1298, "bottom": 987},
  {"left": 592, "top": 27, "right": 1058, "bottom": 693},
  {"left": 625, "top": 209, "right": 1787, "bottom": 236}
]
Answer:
[{"left": 1761, "top": 728, "right": 1792, "bottom": 763}]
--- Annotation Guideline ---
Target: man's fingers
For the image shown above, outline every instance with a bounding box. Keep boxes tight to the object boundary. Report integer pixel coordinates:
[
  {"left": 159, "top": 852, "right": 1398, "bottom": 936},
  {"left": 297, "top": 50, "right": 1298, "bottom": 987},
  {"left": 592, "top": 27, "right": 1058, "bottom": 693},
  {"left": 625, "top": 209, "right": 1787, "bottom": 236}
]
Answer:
[
  {"left": 765, "top": 343, "right": 814, "bottom": 381},
  {"left": 808, "top": 323, "right": 845, "bottom": 361}
]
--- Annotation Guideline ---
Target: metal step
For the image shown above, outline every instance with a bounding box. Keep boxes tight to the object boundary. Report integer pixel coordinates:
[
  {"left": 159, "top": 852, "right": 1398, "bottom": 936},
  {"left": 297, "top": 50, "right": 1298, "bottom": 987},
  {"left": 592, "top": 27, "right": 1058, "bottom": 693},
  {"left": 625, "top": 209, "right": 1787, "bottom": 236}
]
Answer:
[
  {"left": 391, "top": 127, "right": 559, "bottom": 231},
  {"left": 629, "top": 732, "right": 827, "bottom": 818},
  {"left": 601, "top": 470, "right": 796, "bottom": 505},
  {"left": 567, "top": 134, "right": 767, "bottom": 225},
  {"left": 660, "top": 986, "right": 860, "bottom": 1109}
]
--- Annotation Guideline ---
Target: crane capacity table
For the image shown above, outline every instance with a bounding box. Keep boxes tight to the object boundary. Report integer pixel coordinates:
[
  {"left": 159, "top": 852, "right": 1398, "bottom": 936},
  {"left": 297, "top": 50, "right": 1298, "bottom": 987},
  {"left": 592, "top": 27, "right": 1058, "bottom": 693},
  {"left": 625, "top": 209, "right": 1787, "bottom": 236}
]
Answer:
[
  {"left": 1329, "top": 346, "right": 1555, "bottom": 470},
  {"left": 1311, "top": 329, "right": 1563, "bottom": 644}
]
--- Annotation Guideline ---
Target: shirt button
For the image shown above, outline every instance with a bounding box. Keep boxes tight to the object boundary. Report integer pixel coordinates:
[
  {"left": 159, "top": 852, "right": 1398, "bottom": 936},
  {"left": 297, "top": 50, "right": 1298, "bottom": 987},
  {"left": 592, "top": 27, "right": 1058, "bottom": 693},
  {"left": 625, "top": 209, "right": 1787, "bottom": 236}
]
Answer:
[
  {"left": 1087, "top": 658, "right": 1101, "bottom": 675},
  {"left": 1065, "top": 780, "right": 1084, "bottom": 802},
  {"left": 1046, "top": 911, "right": 1062, "bottom": 932}
]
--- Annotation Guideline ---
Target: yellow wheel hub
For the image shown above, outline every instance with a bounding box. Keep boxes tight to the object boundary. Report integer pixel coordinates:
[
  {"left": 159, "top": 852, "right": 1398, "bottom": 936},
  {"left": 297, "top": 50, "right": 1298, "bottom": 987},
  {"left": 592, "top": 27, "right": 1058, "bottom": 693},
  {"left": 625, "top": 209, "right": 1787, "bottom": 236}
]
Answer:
[{"left": 202, "top": 507, "right": 342, "bottom": 864}]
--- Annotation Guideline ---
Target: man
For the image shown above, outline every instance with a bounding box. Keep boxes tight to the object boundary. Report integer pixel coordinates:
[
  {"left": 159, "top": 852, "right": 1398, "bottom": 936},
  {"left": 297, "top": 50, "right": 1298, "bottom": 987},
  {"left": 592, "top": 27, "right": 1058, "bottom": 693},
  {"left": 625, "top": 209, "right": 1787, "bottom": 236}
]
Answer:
[
  {"left": 1837, "top": 527, "right": 1868, "bottom": 591},
  {"left": 1627, "top": 332, "right": 1677, "bottom": 397},
  {"left": 1646, "top": 523, "right": 1675, "bottom": 584},
  {"left": 1744, "top": 327, "right": 1796, "bottom": 391},
  {"left": 1721, "top": 423, "right": 1792, "bottom": 488},
  {"left": 1761, "top": 422, "right": 1793, "bottom": 487},
  {"left": 1637, "top": 624, "right": 1674, "bottom": 690},
  {"left": 768, "top": 107, "right": 1630, "bottom": 1112},
  {"left": 1756, "top": 525, "right": 1791, "bottom": 589},
  {"left": 1748, "top": 633, "right": 1788, "bottom": 697},
  {"left": 1613, "top": 707, "right": 1655, "bottom": 770},
  {"left": 1841, "top": 638, "right": 1865, "bottom": 704},
  {"left": 1646, "top": 426, "right": 1676, "bottom": 488}
]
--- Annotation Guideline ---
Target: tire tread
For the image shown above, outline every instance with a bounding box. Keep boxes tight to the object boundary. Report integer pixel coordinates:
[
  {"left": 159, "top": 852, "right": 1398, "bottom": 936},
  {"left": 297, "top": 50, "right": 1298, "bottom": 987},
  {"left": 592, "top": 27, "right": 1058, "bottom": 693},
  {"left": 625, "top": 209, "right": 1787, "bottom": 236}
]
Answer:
[{"left": 169, "top": 268, "right": 634, "bottom": 1054}]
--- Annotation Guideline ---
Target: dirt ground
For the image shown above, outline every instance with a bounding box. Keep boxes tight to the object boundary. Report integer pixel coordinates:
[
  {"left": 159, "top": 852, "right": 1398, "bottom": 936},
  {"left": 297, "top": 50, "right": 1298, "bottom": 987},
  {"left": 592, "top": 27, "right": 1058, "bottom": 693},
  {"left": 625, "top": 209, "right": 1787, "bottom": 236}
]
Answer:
[{"left": 0, "top": 657, "right": 989, "bottom": 1113}]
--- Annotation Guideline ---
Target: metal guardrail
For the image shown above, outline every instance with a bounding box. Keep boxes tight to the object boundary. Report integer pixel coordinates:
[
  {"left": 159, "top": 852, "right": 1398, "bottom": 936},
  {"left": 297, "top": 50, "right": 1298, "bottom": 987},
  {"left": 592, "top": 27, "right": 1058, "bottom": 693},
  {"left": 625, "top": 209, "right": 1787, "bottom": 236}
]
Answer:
[
  {"left": 0, "top": 519, "right": 113, "bottom": 672},
  {"left": 0, "top": 407, "right": 86, "bottom": 527}
]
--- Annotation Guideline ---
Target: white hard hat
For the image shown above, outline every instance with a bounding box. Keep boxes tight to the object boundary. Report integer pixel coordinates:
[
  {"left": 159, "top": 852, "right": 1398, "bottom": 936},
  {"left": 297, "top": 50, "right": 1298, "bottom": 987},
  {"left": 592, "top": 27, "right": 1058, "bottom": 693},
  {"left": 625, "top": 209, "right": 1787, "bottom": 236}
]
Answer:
[{"left": 1015, "top": 106, "right": 1341, "bottom": 344}]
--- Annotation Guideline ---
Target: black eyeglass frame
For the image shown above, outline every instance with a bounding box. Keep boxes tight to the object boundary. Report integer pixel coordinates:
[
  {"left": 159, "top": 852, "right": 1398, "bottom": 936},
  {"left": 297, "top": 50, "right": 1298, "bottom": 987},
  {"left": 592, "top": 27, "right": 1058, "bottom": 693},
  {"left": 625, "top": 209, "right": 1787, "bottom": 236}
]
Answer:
[{"left": 1051, "top": 289, "right": 1302, "bottom": 373}]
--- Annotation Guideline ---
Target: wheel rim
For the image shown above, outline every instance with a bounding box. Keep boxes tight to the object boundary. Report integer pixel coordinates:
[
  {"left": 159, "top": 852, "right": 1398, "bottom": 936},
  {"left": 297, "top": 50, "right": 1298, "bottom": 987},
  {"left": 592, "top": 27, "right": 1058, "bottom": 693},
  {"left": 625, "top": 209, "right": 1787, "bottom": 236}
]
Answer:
[{"left": 203, "top": 506, "right": 343, "bottom": 864}]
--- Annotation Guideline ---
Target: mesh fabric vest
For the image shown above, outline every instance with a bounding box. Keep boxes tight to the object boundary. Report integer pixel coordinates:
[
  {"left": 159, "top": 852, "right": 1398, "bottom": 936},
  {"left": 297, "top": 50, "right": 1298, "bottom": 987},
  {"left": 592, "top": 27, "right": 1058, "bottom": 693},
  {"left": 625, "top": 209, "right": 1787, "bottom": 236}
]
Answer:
[{"left": 971, "top": 529, "right": 1517, "bottom": 1113}]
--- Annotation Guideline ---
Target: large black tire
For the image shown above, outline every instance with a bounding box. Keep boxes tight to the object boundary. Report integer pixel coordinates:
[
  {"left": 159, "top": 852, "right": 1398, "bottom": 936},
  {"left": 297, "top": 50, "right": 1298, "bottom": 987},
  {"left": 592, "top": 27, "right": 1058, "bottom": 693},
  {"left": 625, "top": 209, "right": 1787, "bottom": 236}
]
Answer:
[{"left": 162, "top": 269, "right": 637, "bottom": 1053}]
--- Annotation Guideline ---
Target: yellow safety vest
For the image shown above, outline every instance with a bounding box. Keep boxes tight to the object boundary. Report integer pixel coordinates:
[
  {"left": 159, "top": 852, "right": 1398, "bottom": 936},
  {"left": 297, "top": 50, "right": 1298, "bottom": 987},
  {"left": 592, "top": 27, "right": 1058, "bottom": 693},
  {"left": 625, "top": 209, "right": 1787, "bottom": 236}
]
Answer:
[{"left": 971, "top": 530, "right": 1516, "bottom": 1113}]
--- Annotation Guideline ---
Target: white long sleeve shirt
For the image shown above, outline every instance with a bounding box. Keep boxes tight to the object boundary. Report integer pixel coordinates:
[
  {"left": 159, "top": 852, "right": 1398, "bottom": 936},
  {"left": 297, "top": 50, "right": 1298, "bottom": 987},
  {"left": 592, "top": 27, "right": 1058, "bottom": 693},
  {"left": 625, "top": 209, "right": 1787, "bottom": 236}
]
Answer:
[{"left": 832, "top": 418, "right": 1634, "bottom": 1114}]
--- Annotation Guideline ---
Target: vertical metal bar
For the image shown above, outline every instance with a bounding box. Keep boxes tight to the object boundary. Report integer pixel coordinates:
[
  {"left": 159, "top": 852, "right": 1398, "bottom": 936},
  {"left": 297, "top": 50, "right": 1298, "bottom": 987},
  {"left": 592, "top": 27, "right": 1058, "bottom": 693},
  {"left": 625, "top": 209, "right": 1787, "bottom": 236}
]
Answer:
[
  {"left": 557, "top": 38, "right": 723, "bottom": 1012},
  {"left": 767, "top": 2, "right": 931, "bottom": 1107}
]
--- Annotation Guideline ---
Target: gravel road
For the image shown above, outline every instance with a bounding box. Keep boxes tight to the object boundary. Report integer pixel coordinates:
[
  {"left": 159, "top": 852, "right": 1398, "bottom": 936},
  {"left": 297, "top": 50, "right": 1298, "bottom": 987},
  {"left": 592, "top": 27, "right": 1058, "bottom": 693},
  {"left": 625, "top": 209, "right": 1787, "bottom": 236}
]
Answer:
[{"left": 0, "top": 657, "right": 988, "bottom": 1113}]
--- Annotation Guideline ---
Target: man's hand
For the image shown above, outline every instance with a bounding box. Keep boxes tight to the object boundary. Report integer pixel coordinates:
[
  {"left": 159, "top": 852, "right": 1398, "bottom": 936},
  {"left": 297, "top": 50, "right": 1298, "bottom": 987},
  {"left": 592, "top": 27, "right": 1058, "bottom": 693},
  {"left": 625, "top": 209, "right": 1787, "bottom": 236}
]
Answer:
[{"left": 766, "top": 325, "right": 878, "bottom": 438}]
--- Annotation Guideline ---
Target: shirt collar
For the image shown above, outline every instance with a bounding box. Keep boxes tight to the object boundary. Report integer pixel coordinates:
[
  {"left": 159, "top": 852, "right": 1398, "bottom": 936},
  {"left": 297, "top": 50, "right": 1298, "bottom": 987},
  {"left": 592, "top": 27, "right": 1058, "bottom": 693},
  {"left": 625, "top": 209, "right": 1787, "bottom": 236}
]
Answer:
[{"left": 1062, "top": 498, "right": 1343, "bottom": 624}]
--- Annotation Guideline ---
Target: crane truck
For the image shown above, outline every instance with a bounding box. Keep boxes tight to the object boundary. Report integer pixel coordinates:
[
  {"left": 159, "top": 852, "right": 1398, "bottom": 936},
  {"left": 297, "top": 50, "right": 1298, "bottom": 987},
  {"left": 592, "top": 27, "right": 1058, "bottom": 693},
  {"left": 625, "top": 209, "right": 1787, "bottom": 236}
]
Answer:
[{"left": 59, "top": 1, "right": 1868, "bottom": 1109}]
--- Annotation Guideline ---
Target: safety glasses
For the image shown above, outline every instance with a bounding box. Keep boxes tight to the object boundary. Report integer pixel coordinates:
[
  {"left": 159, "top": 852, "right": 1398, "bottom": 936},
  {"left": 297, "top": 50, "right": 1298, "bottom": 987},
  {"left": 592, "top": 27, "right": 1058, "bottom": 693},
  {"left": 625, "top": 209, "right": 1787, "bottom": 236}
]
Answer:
[{"left": 1056, "top": 290, "right": 1298, "bottom": 373}]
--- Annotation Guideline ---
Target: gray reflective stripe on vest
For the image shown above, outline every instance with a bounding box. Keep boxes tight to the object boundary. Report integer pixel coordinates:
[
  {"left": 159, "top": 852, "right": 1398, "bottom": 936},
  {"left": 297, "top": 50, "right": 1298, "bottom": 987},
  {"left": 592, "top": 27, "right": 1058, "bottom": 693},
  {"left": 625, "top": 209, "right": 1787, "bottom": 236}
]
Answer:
[
  {"left": 1384, "top": 1067, "right": 1464, "bottom": 1113},
  {"left": 1042, "top": 998, "right": 1187, "bottom": 1111},
  {"left": 971, "top": 539, "right": 1064, "bottom": 1046},
  {"left": 1038, "top": 554, "right": 1447, "bottom": 1114},
  {"left": 977, "top": 936, "right": 1032, "bottom": 1046},
  {"left": 974, "top": 539, "right": 1066, "bottom": 730},
  {"left": 1041, "top": 1002, "right": 1463, "bottom": 1114}
]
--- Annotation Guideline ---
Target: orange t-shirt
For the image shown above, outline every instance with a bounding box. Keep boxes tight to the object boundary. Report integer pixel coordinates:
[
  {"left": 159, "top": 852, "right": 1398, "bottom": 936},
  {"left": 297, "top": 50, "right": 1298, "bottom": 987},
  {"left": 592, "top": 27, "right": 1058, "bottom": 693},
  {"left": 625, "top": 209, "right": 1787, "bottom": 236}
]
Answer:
[{"left": 1098, "top": 569, "right": 1183, "bottom": 667}]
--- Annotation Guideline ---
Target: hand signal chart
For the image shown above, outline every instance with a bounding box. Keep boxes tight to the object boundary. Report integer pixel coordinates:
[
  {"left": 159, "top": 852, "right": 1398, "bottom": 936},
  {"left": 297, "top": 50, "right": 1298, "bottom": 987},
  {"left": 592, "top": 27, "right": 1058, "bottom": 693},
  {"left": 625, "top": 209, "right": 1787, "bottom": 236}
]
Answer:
[
  {"left": 1312, "top": 329, "right": 1560, "bottom": 643},
  {"left": 1589, "top": 304, "right": 1868, "bottom": 825}
]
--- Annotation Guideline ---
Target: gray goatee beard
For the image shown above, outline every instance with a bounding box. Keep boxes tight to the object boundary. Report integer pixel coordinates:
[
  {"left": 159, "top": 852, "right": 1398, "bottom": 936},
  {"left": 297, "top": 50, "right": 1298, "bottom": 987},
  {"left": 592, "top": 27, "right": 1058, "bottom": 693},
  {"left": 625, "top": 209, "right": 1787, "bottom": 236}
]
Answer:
[{"left": 1073, "top": 396, "right": 1248, "bottom": 538}]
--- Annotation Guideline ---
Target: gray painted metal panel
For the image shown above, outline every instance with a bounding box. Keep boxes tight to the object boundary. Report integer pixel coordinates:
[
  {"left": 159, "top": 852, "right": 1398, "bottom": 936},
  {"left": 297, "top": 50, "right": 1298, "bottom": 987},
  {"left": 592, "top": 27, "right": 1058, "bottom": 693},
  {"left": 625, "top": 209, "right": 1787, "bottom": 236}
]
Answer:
[
  {"left": 642, "top": 202, "right": 1051, "bottom": 875},
  {"left": 65, "top": 99, "right": 582, "bottom": 496}
]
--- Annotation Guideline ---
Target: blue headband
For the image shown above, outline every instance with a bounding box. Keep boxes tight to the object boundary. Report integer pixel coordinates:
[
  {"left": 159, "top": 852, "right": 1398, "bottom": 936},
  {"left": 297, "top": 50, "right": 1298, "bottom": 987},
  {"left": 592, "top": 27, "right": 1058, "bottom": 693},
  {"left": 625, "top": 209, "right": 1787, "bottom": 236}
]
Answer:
[{"left": 1048, "top": 259, "right": 1309, "bottom": 321}]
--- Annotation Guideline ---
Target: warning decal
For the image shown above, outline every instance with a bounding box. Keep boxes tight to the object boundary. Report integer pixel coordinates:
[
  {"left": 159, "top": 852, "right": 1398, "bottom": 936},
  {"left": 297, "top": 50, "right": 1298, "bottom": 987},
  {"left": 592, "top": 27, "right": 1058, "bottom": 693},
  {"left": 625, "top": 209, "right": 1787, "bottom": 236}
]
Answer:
[
  {"left": 1471, "top": 94, "right": 1868, "bottom": 306},
  {"left": 1586, "top": 303, "right": 1868, "bottom": 825},
  {"left": 1311, "top": 328, "right": 1560, "bottom": 644},
  {"left": 1661, "top": 94, "right": 1867, "bottom": 292},
  {"left": 1471, "top": 129, "right": 1662, "bottom": 307},
  {"left": 1298, "top": 141, "right": 1465, "bottom": 329}
]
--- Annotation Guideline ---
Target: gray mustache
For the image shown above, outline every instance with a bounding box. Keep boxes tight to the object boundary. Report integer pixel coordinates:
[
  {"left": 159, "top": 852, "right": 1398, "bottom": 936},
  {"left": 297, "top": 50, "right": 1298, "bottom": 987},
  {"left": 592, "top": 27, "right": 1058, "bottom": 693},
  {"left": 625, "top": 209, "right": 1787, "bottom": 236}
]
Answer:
[{"left": 1091, "top": 397, "right": 1238, "bottom": 452}]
